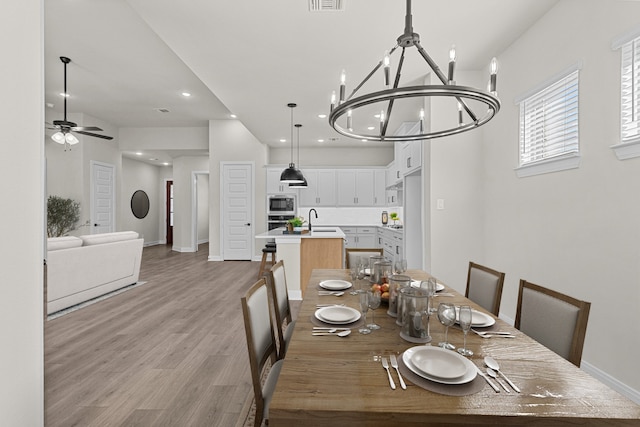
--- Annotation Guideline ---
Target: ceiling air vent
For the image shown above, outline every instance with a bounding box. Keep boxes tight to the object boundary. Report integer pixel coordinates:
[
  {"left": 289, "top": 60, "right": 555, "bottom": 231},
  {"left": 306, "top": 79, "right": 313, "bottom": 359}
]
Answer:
[
  {"left": 154, "top": 108, "right": 171, "bottom": 114},
  {"left": 309, "top": 0, "right": 344, "bottom": 12}
]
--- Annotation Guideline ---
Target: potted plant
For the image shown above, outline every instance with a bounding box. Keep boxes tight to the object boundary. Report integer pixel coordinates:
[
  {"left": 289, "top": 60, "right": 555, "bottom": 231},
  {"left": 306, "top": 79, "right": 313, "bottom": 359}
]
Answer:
[
  {"left": 47, "top": 195, "right": 81, "bottom": 237},
  {"left": 390, "top": 212, "right": 399, "bottom": 226},
  {"left": 286, "top": 216, "right": 306, "bottom": 232}
]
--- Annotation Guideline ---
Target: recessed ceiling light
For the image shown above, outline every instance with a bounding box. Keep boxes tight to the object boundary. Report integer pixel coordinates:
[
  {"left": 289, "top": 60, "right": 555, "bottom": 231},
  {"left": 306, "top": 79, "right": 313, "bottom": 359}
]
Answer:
[
  {"left": 60, "top": 92, "right": 69, "bottom": 97},
  {"left": 279, "top": 139, "right": 287, "bottom": 143},
  {"left": 135, "top": 152, "right": 143, "bottom": 156},
  {"left": 181, "top": 92, "right": 191, "bottom": 97},
  {"left": 230, "top": 114, "right": 237, "bottom": 119},
  {"left": 318, "top": 114, "right": 327, "bottom": 119},
  {"left": 367, "top": 126, "right": 375, "bottom": 130},
  {"left": 317, "top": 139, "right": 325, "bottom": 143},
  {"left": 163, "top": 162, "right": 170, "bottom": 166}
]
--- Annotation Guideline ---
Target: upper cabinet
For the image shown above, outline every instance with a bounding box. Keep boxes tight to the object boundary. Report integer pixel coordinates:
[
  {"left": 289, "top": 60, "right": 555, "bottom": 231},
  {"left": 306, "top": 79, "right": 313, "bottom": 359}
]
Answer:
[
  {"left": 266, "top": 167, "right": 299, "bottom": 194},
  {"left": 337, "top": 169, "right": 385, "bottom": 206},
  {"left": 373, "top": 169, "right": 386, "bottom": 207},
  {"left": 400, "top": 140, "right": 422, "bottom": 176},
  {"left": 297, "top": 169, "right": 336, "bottom": 207}
]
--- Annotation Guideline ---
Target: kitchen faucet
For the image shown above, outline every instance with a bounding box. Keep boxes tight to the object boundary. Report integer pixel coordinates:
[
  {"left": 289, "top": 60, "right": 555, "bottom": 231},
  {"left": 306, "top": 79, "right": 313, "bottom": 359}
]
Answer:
[{"left": 308, "top": 208, "right": 318, "bottom": 231}]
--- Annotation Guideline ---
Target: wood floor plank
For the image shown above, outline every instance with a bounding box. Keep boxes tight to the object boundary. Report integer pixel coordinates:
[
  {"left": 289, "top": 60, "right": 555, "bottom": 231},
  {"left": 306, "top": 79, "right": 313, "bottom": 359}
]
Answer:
[{"left": 44, "top": 244, "right": 272, "bottom": 427}]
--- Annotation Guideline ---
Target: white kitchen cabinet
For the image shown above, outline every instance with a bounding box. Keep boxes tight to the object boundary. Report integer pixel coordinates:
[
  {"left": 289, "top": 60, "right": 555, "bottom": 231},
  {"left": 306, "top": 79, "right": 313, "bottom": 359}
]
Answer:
[
  {"left": 341, "top": 226, "right": 377, "bottom": 249},
  {"left": 297, "top": 169, "right": 336, "bottom": 206},
  {"left": 378, "top": 227, "right": 403, "bottom": 261},
  {"left": 266, "top": 167, "right": 299, "bottom": 194},
  {"left": 373, "top": 169, "right": 386, "bottom": 207},
  {"left": 336, "top": 170, "right": 375, "bottom": 206},
  {"left": 400, "top": 140, "right": 422, "bottom": 176}
]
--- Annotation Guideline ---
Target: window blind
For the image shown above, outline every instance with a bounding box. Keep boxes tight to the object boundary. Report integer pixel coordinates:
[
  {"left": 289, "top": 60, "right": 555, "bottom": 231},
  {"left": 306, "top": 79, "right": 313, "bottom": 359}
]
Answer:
[
  {"left": 518, "top": 70, "right": 579, "bottom": 166},
  {"left": 621, "top": 37, "right": 640, "bottom": 142}
]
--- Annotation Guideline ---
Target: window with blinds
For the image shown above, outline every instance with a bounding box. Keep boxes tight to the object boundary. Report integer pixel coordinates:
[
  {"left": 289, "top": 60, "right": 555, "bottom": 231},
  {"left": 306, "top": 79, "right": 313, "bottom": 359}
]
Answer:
[
  {"left": 518, "top": 70, "right": 580, "bottom": 166},
  {"left": 621, "top": 36, "right": 640, "bottom": 143}
]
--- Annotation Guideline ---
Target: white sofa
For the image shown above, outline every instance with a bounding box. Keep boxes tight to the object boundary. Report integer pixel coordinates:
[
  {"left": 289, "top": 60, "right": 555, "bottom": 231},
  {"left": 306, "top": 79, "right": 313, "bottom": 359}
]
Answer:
[{"left": 46, "top": 231, "right": 144, "bottom": 315}]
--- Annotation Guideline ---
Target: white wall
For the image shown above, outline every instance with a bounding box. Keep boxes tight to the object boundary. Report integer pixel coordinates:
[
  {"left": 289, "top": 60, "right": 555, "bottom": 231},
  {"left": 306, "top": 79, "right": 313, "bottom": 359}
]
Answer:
[
  {"left": 270, "top": 146, "right": 393, "bottom": 167},
  {"left": 196, "top": 173, "right": 209, "bottom": 244},
  {"left": 119, "top": 126, "right": 208, "bottom": 150},
  {"left": 0, "top": 0, "right": 44, "bottom": 424},
  {"left": 209, "top": 119, "right": 269, "bottom": 260},
  {"left": 171, "top": 156, "right": 209, "bottom": 252},
  {"left": 455, "top": 0, "right": 640, "bottom": 397},
  {"left": 121, "top": 157, "right": 162, "bottom": 244}
]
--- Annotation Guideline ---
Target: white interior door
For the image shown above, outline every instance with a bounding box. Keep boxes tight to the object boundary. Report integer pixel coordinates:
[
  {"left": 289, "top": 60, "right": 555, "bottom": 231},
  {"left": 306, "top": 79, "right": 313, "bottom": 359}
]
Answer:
[
  {"left": 221, "top": 162, "right": 253, "bottom": 260},
  {"left": 90, "top": 161, "right": 115, "bottom": 234}
]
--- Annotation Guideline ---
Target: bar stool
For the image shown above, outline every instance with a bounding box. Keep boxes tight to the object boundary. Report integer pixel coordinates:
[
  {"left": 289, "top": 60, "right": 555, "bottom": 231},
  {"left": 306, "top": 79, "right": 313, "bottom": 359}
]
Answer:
[{"left": 258, "top": 243, "right": 277, "bottom": 278}]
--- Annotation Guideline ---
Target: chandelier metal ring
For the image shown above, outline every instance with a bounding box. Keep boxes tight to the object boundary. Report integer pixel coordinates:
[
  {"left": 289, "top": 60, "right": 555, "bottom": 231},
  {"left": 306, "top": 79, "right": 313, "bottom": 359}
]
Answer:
[{"left": 329, "top": 85, "right": 500, "bottom": 142}]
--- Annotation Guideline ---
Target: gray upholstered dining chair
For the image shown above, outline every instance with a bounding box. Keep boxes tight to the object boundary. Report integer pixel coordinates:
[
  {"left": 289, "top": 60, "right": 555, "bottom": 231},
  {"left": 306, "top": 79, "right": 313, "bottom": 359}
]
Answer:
[
  {"left": 515, "top": 279, "right": 591, "bottom": 367},
  {"left": 268, "top": 260, "right": 296, "bottom": 358},
  {"left": 465, "top": 261, "right": 505, "bottom": 316},
  {"left": 241, "top": 277, "right": 283, "bottom": 427},
  {"left": 345, "top": 247, "right": 383, "bottom": 269}
]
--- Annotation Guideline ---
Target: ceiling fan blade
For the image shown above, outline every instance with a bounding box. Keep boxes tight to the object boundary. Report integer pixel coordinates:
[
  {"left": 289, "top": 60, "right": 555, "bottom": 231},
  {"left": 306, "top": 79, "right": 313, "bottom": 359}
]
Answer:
[
  {"left": 74, "top": 130, "right": 113, "bottom": 140},
  {"left": 72, "top": 126, "right": 103, "bottom": 132}
]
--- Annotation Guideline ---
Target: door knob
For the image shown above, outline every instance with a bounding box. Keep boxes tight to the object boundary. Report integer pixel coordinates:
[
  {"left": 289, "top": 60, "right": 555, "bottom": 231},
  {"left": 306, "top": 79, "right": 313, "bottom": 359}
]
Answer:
[
  {"left": 245, "top": 223, "right": 251, "bottom": 226},
  {"left": 94, "top": 223, "right": 100, "bottom": 227}
]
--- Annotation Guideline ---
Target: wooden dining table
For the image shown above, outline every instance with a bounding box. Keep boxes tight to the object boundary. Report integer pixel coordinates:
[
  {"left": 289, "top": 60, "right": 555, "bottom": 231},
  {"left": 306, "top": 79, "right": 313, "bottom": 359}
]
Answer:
[{"left": 269, "top": 269, "right": 640, "bottom": 426}]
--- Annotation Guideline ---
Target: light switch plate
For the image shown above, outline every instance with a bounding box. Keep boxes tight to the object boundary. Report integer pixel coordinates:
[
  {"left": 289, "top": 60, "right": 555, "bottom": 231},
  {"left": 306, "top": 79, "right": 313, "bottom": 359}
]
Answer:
[{"left": 437, "top": 199, "right": 445, "bottom": 210}]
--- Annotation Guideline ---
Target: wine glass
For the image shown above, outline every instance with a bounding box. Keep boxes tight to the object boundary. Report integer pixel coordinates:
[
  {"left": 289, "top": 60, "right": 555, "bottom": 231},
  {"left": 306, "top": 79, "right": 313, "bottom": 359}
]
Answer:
[
  {"left": 394, "top": 258, "right": 407, "bottom": 274},
  {"left": 367, "top": 289, "right": 381, "bottom": 330},
  {"left": 349, "top": 265, "right": 359, "bottom": 295},
  {"left": 358, "top": 290, "right": 371, "bottom": 334},
  {"left": 437, "top": 302, "right": 456, "bottom": 350},
  {"left": 457, "top": 305, "right": 474, "bottom": 356}
]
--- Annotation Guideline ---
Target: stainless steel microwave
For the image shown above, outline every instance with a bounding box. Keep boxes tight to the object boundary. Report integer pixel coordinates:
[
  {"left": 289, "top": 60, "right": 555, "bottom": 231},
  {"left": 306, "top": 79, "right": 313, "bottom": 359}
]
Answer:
[{"left": 268, "top": 195, "right": 296, "bottom": 215}]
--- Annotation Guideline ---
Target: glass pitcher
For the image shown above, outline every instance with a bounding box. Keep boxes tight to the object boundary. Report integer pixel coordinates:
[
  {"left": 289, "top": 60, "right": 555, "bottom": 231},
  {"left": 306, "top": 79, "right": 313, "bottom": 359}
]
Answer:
[{"left": 371, "top": 260, "right": 392, "bottom": 286}]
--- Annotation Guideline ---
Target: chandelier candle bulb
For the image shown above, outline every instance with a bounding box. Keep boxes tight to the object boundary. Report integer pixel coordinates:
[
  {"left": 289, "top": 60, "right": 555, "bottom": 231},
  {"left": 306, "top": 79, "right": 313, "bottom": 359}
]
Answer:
[
  {"left": 458, "top": 102, "right": 463, "bottom": 126},
  {"left": 330, "top": 91, "right": 336, "bottom": 111},
  {"left": 419, "top": 108, "right": 425, "bottom": 132},
  {"left": 448, "top": 45, "right": 456, "bottom": 83},
  {"left": 490, "top": 57, "right": 498, "bottom": 93},
  {"left": 339, "top": 70, "right": 346, "bottom": 102},
  {"left": 383, "top": 51, "right": 391, "bottom": 87},
  {"left": 379, "top": 110, "right": 385, "bottom": 134}
]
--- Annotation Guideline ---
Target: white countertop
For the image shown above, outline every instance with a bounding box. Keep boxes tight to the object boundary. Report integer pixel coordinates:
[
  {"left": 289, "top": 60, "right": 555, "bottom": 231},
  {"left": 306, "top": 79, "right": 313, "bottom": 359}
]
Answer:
[{"left": 256, "top": 227, "right": 346, "bottom": 239}]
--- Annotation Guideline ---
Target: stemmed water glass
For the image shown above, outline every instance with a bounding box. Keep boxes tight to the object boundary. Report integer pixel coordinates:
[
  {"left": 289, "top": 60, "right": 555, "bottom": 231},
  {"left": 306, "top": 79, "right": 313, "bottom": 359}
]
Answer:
[
  {"left": 349, "top": 264, "right": 359, "bottom": 295},
  {"left": 394, "top": 258, "right": 407, "bottom": 274},
  {"left": 367, "top": 290, "right": 381, "bottom": 330},
  {"left": 457, "top": 305, "right": 474, "bottom": 356},
  {"left": 358, "top": 290, "right": 371, "bottom": 334},
  {"left": 437, "top": 302, "right": 456, "bottom": 350}
]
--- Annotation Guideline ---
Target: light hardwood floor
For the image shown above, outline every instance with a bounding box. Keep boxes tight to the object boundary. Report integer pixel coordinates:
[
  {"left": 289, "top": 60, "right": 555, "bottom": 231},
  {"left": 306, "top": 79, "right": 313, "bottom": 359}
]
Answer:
[{"left": 45, "top": 244, "right": 277, "bottom": 426}]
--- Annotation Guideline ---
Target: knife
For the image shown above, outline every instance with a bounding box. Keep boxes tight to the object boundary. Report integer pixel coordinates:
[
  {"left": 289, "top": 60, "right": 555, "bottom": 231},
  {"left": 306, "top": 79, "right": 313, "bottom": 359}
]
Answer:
[
  {"left": 389, "top": 354, "right": 406, "bottom": 390},
  {"left": 475, "top": 366, "right": 500, "bottom": 393},
  {"left": 381, "top": 357, "right": 396, "bottom": 390}
]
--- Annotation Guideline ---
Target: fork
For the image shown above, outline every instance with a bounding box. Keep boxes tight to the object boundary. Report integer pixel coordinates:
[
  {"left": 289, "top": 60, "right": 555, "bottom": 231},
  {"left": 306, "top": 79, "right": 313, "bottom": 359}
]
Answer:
[
  {"left": 389, "top": 354, "right": 406, "bottom": 389},
  {"left": 381, "top": 357, "right": 396, "bottom": 390}
]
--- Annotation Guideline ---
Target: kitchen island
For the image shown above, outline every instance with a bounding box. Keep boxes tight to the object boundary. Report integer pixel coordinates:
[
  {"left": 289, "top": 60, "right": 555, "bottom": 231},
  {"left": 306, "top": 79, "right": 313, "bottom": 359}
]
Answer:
[{"left": 255, "top": 227, "right": 345, "bottom": 299}]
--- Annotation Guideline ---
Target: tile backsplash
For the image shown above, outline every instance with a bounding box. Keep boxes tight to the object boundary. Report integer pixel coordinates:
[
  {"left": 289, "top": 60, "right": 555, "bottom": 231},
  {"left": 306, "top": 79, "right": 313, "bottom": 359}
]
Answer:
[{"left": 296, "top": 207, "right": 404, "bottom": 227}]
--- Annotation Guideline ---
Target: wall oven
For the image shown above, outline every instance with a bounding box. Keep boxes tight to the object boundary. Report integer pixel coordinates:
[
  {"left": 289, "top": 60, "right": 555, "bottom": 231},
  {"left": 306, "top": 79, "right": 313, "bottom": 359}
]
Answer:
[
  {"left": 267, "top": 195, "right": 296, "bottom": 215},
  {"left": 267, "top": 195, "right": 296, "bottom": 231},
  {"left": 268, "top": 214, "right": 295, "bottom": 231}
]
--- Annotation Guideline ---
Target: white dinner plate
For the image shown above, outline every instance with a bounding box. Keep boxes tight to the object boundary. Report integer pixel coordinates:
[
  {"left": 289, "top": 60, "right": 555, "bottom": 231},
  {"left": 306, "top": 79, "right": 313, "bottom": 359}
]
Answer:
[
  {"left": 314, "top": 306, "right": 360, "bottom": 324},
  {"left": 410, "top": 346, "right": 467, "bottom": 380},
  {"left": 402, "top": 346, "right": 477, "bottom": 385},
  {"left": 319, "top": 280, "right": 352, "bottom": 291},
  {"left": 410, "top": 280, "right": 445, "bottom": 292},
  {"left": 455, "top": 307, "right": 496, "bottom": 327}
]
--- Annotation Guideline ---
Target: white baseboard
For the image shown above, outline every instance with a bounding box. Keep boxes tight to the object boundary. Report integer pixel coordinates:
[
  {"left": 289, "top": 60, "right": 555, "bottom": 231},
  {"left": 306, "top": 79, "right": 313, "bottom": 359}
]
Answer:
[
  {"left": 197, "top": 238, "right": 209, "bottom": 245},
  {"left": 581, "top": 361, "right": 640, "bottom": 404},
  {"left": 208, "top": 255, "right": 223, "bottom": 261},
  {"left": 143, "top": 240, "right": 161, "bottom": 247},
  {"left": 498, "top": 313, "right": 640, "bottom": 404},
  {"left": 172, "top": 246, "right": 195, "bottom": 253}
]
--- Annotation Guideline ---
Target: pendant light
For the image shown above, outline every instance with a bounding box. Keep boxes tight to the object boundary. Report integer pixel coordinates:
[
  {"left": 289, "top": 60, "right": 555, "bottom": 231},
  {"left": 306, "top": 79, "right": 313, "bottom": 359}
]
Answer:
[
  {"left": 280, "top": 103, "right": 305, "bottom": 183},
  {"left": 289, "top": 123, "right": 308, "bottom": 188}
]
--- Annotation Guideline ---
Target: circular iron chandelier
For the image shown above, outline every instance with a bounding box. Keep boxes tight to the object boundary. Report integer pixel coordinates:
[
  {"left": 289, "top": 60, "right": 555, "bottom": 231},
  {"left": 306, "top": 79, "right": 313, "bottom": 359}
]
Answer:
[{"left": 328, "top": 0, "right": 501, "bottom": 142}]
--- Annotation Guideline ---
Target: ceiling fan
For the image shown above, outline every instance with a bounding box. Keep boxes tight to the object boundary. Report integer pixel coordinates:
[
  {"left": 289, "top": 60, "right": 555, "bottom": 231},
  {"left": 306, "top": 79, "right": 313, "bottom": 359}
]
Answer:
[{"left": 48, "top": 56, "right": 113, "bottom": 147}]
